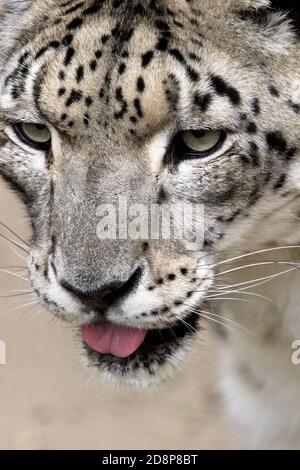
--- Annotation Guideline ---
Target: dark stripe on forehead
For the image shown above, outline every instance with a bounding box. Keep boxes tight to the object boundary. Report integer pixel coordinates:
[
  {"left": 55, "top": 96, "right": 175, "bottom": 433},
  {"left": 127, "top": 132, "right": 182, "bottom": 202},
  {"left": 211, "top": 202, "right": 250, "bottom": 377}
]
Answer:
[
  {"left": 64, "top": 1, "right": 85, "bottom": 15},
  {"left": 67, "top": 17, "right": 83, "bottom": 30},
  {"left": 35, "top": 41, "right": 60, "bottom": 60},
  {"left": 168, "top": 48, "right": 200, "bottom": 83},
  {"left": 83, "top": 1, "right": 104, "bottom": 16},
  {"left": 210, "top": 74, "right": 241, "bottom": 106},
  {"left": 194, "top": 93, "right": 212, "bottom": 113}
]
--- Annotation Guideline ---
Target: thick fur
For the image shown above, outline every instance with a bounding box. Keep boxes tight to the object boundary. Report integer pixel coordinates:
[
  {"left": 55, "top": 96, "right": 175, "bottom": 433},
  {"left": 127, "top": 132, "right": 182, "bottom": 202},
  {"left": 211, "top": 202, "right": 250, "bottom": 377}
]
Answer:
[{"left": 1, "top": 0, "right": 300, "bottom": 448}]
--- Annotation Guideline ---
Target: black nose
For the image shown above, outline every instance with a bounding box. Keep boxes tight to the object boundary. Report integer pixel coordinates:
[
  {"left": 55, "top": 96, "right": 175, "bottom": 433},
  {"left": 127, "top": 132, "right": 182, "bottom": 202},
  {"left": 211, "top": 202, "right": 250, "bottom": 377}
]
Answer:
[{"left": 60, "top": 266, "right": 143, "bottom": 311}]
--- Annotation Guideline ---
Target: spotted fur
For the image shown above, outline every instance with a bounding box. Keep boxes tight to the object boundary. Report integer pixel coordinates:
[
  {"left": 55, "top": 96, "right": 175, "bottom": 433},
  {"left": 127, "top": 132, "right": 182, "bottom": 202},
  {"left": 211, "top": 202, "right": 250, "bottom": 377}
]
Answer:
[{"left": 1, "top": 0, "right": 300, "bottom": 448}]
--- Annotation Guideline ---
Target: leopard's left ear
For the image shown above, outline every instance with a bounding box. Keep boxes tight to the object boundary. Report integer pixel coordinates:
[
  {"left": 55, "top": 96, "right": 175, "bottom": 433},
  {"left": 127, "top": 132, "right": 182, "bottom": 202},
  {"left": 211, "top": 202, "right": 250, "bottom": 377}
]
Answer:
[
  {"left": 236, "top": 0, "right": 270, "bottom": 9},
  {"left": 234, "top": 0, "right": 300, "bottom": 36},
  {"left": 270, "top": 1, "right": 300, "bottom": 36}
]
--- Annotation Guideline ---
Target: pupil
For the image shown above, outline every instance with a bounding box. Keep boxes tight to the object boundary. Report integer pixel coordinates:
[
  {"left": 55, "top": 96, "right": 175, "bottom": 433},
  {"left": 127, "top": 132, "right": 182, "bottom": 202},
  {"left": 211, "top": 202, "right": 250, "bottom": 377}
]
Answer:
[{"left": 191, "top": 130, "right": 205, "bottom": 138}]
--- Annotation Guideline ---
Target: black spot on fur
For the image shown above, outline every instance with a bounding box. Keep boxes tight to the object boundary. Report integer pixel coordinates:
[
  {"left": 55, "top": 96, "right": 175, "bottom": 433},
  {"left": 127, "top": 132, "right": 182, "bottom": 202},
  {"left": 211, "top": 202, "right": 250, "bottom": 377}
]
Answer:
[
  {"left": 83, "top": 113, "right": 90, "bottom": 127},
  {"left": 76, "top": 65, "right": 84, "bottom": 83},
  {"left": 287, "top": 99, "right": 300, "bottom": 113},
  {"left": 274, "top": 173, "right": 286, "bottom": 189},
  {"left": 156, "top": 37, "right": 169, "bottom": 51},
  {"left": 62, "top": 34, "right": 73, "bottom": 46},
  {"left": 64, "top": 2, "right": 84, "bottom": 15},
  {"left": 85, "top": 96, "right": 93, "bottom": 106},
  {"left": 64, "top": 47, "right": 75, "bottom": 66},
  {"left": 83, "top": 2, "right": 103, "bottom": 16},
  {"left": 101, "top": 34, "right": 110, "bottom": 44},
  {"left": 249, "top": 141, "right": 260, "bottom": 166},
  {"left": 186, "top": 66, "right": 199, "bottom": 82},
  {"left": 210, "top": 74, "right": 241, "bottom": 106},
  {"left": 169, "top": 48, "right": 185, "bottom": 63},
  {"left": 194, "top": 93, "right": 212, "bottom": 112},
  {"left": 118, "top": 62, "right": 126, "bottom": 75},
  {"left": 58, "top": 87, "right": 66, "bottom": 96},
  {"left": 95, "top": 49, "right": 102, "bottom": 59},
  {"left": 67, "top": 17, "right": 83, "bottom": 30},
  {"left": 141, "top": 50, "right": 154, "bottom": 67},
  {"left": 114, "top": 87, "right": 128, "bottom": 119},
  {"left": 35, "top": 41, "right": 60, "bottom": 59},
  {"left": 90, "top": 60, "right": 97, "bottom": 71},
  {"left": 137, "top": 76, "right": 145, "bottom": 93},
  {"left": 65, "top": 89, "right": 82, "bottom": 107},
  {"left": 269, "top": 86, "right": 280, "bottom": 97},
  {"left": 134, "top": 98, "right": 143, "bottom": 117},
  {"left": 252, "top": 98, "right": 261, "bottom": 115},
  {"left": 246, "top": 121, "right": 257, "bottom": 134},
  {"left": 266, "top": 131, "right": 287, "bottom": 153}
]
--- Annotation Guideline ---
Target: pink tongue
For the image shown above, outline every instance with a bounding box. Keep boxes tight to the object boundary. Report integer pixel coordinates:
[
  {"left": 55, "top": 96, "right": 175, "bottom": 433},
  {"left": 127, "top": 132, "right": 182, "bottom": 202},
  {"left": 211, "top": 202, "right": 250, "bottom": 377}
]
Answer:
[{"left": 82, "top": 323, "right": 147, "bottom": 358}]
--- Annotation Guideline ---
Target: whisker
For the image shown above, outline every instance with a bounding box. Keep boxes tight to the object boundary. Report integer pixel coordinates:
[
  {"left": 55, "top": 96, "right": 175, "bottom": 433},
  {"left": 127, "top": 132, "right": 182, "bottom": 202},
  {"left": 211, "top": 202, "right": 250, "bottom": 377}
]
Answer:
[
  {"left": 205, "top": 289, "right": 277, "bottom": 305},
  {"left": 195, "top": 311, "right": 255, "bottom": 350},
  {"left": 0, "top": 220, "right": 29, "bottom": 246},
  {"left": 8, "top": 241, "right": 28, "bottom": 261},
  {"left": 0, "top": 268, "right": 29, "bottom": 282},
  {"left": 205, "top": 296, "right": 256, "bottom": 304},
  {"left": 215, "top": 266, "right": 299, "bottom": 291},
  {"left": 196, "top": 311, "right": 242, "bottom": 336},
  {"left": 173, "top": 314, "right": 199, "bottom": 335},
  {"left": 192, "top": 307, "right": 254, "bottom": 335},
  {"left": 215, "top": 260, "right": 300, "bottom": 278},
  {"left": 6, "top": 300, "right": 39, "bottom": 314},
  {"left": 0, "top": 265, "right": 27, "bottom": 271},
  {"left": 211, "top": 245, "right": 300, "bottom": 269},
  {"left": 0, "top": 232, "right": 28, "bottom": 253},
  {"left": 0, "top": 291, "right": 33, "bottom": 299}
]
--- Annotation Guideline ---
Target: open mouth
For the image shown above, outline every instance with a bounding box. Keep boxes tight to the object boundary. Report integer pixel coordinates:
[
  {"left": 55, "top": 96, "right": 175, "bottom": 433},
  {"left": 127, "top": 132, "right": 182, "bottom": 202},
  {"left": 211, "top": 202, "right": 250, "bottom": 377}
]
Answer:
[{"left": 80, "top": 312, "right": 199, "bottom": 383}]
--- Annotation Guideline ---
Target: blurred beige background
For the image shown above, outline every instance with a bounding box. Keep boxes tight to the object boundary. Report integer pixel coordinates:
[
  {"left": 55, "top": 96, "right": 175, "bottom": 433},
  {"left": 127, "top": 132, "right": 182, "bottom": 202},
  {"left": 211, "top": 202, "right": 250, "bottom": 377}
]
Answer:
[{"left": 0, "top": 180, "right": 236, "bottom": 450}]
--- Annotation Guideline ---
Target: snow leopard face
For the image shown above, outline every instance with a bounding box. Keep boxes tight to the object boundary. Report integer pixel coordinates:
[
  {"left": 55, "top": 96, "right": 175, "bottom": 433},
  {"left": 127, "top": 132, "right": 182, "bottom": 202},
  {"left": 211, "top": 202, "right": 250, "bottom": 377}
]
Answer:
[{"left": 1, "top": 0, "right": 300, "bottom": 386}]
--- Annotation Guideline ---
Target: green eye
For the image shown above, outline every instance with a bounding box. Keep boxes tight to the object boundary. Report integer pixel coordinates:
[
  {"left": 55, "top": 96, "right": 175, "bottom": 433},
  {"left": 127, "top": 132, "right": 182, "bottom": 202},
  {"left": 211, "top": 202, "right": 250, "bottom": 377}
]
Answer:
[
  {"left": 180, "top": 129, "right": 225, "bottom": 156},
  {"left": 13, "top": 122, "right": 51, "bottom": 150}
]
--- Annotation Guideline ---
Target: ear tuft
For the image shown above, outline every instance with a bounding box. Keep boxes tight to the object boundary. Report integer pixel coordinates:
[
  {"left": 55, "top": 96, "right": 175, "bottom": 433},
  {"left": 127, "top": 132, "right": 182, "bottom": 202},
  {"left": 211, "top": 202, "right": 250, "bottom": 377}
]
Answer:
[
  {"left": 237, "top": 0, "right": 271, "bottom": 10},
  {"left": 236, "top": 1, "right": 300, "bottom": 37},
  {"left": 270, "top": 1, "right": 300, "bottom": 35}
]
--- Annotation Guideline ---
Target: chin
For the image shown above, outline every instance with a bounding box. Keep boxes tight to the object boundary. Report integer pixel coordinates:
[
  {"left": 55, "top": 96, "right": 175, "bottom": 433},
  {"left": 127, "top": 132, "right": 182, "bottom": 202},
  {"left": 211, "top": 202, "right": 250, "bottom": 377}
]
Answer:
[{"left": 79, "top": 311, "right": 199, "bottom": 388}]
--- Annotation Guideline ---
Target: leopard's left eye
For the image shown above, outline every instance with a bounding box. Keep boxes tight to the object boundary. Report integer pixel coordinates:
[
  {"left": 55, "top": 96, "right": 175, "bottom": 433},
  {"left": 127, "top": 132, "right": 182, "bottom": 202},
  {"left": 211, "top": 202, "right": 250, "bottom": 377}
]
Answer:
[
  {"left": 12, "top": 122, "right": 51, "bottom": 151},
  {"left": 177, "top": 129, "right": 226, "bottom": 158}
]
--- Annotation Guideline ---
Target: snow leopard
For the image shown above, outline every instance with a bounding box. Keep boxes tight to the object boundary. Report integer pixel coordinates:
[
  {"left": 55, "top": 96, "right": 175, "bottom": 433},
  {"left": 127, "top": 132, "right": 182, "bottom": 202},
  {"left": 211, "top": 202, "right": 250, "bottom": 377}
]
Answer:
[{"left": 1, "top": 0, "right": 300, "bottom": 449}]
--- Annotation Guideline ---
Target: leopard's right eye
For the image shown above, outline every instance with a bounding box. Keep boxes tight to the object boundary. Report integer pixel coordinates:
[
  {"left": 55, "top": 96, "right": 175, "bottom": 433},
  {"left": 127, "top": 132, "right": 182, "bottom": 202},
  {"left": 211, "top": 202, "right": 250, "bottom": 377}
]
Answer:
[{"left": 12, "top": 122, "right": 51, "bottom": 151}]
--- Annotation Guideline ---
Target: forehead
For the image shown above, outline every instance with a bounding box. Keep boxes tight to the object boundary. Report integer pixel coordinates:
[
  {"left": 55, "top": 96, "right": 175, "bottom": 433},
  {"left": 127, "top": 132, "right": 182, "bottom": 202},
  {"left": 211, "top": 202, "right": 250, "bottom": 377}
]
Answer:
[
  {"left": 2, "top": 0, "right": 265, "bottom": 140},
  {"left": 36, "top": 2, "right": 205, "bottom": 137}
]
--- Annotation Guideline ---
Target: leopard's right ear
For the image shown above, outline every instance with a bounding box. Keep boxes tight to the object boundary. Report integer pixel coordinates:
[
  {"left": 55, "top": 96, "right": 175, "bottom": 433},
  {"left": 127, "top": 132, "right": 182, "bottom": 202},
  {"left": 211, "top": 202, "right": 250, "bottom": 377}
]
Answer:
[
  {"left": 0, "top": 0, "right": 34, "bottom": 15},
  {"left": 0, "top": 0, "right": 36, "bottom": 57}
]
